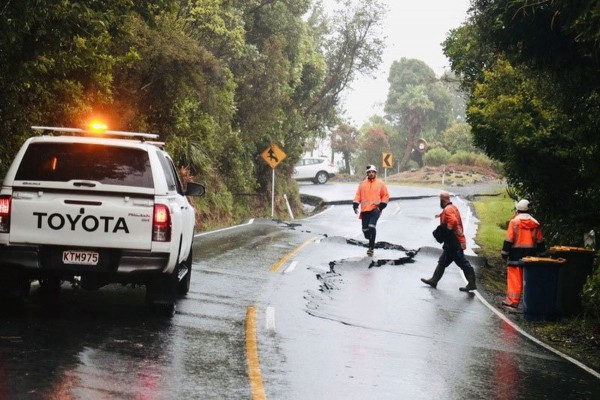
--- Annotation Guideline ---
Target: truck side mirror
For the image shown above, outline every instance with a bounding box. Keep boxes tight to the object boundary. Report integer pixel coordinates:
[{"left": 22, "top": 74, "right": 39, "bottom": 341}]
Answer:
[{"left": 185, "top": 182, "right": 205, "bottom": 196}]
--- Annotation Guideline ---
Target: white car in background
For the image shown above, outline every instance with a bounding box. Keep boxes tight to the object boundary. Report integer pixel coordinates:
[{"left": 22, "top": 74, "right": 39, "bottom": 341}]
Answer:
[{"left": 293, "top": 157, "right": 338, "bottom": 184}]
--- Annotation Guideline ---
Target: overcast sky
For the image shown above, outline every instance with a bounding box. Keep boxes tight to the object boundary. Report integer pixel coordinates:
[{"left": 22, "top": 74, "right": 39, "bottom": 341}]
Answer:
[{"left": 334, "top": 0, "right": 471, "bottom": 126}]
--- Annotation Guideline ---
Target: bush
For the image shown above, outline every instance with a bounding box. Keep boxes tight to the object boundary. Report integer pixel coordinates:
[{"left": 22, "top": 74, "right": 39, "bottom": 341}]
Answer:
[
  {"left": 424, "top": 147, "right": 451, "bottom": 166},
  {"left": 449, "top": 151, "right": 493, "bottom": 168},
  {"left": 582, "top": 263, "right": 600, "bottom": 319},
  {"left": 490, "top": 159, "right": 505, "bottom": 175},
  {"left": 403, "top": 160, "right": 420, "bottom": 171}
]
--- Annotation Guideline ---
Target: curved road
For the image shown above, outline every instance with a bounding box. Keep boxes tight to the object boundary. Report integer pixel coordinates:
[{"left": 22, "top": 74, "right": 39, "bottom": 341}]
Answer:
[
  {"left": 258, "top": 182, "right": 600, "bottom": 399},
  {"left": 0, "top": 182, "right": 597, "bottom": 399}
]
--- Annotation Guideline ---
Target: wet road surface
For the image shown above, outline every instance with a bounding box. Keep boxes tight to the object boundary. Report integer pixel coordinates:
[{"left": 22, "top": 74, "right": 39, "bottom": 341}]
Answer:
[
  {"left": 0, "top": 182, "right": 598, "bottom": 399},
  {"left": 0, "top": 221, "right": 309, "bottom": 399},
  {"left": 260, "top": 183, "right": 600, "bottom": 399}
]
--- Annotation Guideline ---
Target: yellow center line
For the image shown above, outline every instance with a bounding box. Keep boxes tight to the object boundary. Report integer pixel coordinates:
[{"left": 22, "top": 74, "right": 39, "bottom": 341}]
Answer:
[
  {"left": 269, "top": 236, "right": 316, "bottom": 273},
  {"left": 245, "top": 237, "right": 318, "bottom": 399},
  {"left": 246, "top": 306, "right": 266, "bottom": 400}
]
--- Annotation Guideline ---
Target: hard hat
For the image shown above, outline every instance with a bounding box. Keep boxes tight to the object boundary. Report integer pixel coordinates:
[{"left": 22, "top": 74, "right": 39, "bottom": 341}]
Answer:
[
  {"left": 515, "top": 199, "right": 530, "bottom": 212},
  {"left": 366, "top": 165, "right": 377, "bottom": 173}
]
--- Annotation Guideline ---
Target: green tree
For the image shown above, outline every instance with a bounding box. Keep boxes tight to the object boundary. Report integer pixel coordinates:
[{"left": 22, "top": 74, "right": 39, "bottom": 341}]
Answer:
[
  {"left": 179, "top": 0, "right": 246, "bottom": 60},
  {"left": 444, "top": 1, "right": 600, "bottom": 243},
  {"left": 467, "top": 59, "right": 588, "bottom": 236},
  {"left": 444, "top": 0, "right": 600, "bottom": 319},
  {"left": 331, "top": 124, "right": 360, "bottom": 174},
  {"left": 305, "top": 0, "right": 387, "bottom": 128},
  {"left": 0, "top": 1, "right": 388, "bottom": 222},
  {"left": 390, "top": 85, "right": 434, "bottom": 171},
  {"left": 229, "top": 0, "right": 321, "bottom": 193},
  {"left": 385, "top": 58, "right": 453, "bottom": 134},
  {"left": 359, "top": 115, "right": 398, "bottom": 170},
  {"left": 0, "top": 0, "right": 146, "bottom": 172},
  {"left": 384, "top": 58, "right": 454, "bottom": 170},
  {"left": 442, "top": 122, "right": 478, "bottom": 154},
  {"left": 443, "top": 22, "right": 495, "bottom": 93},
  {"left": 359, "top": 127, "right": 389, "bottom": 172}
]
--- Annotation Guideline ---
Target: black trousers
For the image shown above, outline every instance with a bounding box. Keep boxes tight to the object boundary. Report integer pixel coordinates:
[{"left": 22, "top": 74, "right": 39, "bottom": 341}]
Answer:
[
  {"left": 438, "top": 246, "right": 474, "bottom": 275},
  {"left": 360, "top": 209, "right": 380, "bottom": 250}
]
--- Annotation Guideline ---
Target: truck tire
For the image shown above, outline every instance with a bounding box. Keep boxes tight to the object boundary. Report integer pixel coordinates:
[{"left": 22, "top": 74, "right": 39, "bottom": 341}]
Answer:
[
  {"left": 39, "top": 278, "right": 61, "bottom": 296},
  {"left": 146, "top": 269, "right": 178, "bottom": 316},
  {"left": 0, "top": 272, "right": 31, "bottom": 307}
]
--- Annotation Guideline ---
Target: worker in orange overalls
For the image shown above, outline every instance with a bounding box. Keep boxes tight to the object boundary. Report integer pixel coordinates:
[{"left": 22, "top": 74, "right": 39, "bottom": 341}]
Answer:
[
  {"left": 353, "top": 165, "right": 390, "bottom": 257},
  {"left": 421, "top": 191, "right": 477, "bottom": 292},
  {"left": 501, "top": 199, "right": 546, "bottom": 308}
]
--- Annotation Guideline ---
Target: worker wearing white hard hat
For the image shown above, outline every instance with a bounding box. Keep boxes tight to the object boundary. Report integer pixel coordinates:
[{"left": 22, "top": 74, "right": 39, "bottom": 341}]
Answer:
[
  {"left": 501, "top": 199, "right": 546, "bottom": 308},
  {"left": 353, "top": 165, "right": 390, "bottom": 257}
]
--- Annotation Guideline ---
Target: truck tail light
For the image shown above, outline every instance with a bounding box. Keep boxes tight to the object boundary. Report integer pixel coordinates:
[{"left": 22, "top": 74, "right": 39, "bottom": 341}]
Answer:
[
  {"left": 0, "top": 195, "right": 11, "bottom": 233},
  {"left": 152, "top": 204, "right": 171, "bottom": 242}
]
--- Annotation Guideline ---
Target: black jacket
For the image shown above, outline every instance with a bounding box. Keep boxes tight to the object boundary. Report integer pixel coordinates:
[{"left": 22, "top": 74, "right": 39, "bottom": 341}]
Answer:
[{"left": 432, "top": 224, "right": 460, "bottom": 250}]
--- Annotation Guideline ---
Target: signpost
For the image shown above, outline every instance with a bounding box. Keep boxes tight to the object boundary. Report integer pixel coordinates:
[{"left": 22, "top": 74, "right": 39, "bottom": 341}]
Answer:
[
  {"left": 261, "top": 144, "right": 287, "bottom": 217},
  {"left": 382, "top": 152, "right": 393, "bottom": 181}
]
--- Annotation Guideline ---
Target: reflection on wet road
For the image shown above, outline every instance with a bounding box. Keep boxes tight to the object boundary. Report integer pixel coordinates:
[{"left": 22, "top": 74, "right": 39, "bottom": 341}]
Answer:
[
  {"left": 0, "top": 183, "right": 598, "bottom": 399},
  {"left": 260, "top": 184, "right": 600, "bottom": 399},
  {"left": 0, "top": 221, "right": 308, "bottom": 399},
  {"left": 263, "top": 235, "right": 600, "bottom": 399}
]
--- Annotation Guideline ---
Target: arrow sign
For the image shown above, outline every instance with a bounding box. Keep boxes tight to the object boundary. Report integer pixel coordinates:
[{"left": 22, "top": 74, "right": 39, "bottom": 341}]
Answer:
[{"left": 382, "top": 152, "right": 393, "bottom": 169}]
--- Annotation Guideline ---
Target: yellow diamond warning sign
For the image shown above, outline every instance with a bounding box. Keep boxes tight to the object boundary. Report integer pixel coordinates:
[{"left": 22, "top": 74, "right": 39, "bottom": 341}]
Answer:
[{"left": 261, "top": 144, "right": 286, "bottom": 169}]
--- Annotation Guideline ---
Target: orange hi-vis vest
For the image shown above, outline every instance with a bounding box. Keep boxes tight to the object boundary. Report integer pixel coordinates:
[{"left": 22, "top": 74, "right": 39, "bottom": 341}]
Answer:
[
  {"left": 440, "top": 203, "right": 466, "bottom": 250},
  {"left": 501, "top": 213, "right": 545, "bottom": 265},
  {"left": 353, "top": 177, "right": 390, "bottom": 213}
]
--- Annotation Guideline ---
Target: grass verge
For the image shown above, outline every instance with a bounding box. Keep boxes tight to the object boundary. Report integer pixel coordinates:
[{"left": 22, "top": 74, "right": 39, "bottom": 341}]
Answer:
[{"left": 472, "top": 192, "right": 600, "bottom": 373}]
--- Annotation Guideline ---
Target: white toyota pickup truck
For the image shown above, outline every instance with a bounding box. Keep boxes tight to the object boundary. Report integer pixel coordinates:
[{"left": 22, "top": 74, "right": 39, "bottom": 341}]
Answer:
[{"left": 0, "top": 126, "right": 204, "bottom": 314}]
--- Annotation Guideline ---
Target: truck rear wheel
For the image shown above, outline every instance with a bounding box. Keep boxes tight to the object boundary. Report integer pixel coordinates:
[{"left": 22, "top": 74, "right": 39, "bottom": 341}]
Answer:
[
  {"left": 39, "top": 278, "right": 61, "bottom": 296},
  {"left": 146, "top": 269, "right": 178, "bottom": 316},
  {"left": 0, "top": 272, "right": 31, "bottom": 307}
]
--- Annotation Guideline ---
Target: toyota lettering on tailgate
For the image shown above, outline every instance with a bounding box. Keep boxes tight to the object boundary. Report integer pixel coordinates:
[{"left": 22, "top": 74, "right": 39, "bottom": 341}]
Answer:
[{"left": 33, "top": 212, "right": 129, "bottom": 233}]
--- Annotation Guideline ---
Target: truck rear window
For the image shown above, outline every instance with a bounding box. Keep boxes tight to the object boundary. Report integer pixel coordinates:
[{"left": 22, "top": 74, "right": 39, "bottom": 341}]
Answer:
[{"left": 15, "top": 142, "right": 154, "bottom": 188}]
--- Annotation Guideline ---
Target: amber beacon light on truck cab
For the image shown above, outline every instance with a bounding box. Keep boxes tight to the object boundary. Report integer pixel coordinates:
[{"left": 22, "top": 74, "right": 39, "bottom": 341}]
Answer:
[{"left": 0, "top": 124, "right": 205, "bottom": 315}]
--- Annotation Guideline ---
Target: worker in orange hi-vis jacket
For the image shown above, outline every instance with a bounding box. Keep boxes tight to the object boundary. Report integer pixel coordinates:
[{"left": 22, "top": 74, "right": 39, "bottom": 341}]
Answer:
[
  {"left": 421, "top": 191, "right": 477, "bottom": 292},
  {"left": 353, "top": 165, "right": 390, "bottom": 257},
  {"left": 501, "top": 199, "right": 546, "bottom": 308}
]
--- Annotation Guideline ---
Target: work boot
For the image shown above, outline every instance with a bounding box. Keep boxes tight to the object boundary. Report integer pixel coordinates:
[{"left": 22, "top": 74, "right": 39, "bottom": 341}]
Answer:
[
  {"left": 459, "top": 282, "right": 477, "bottom": 292},
  {"left": 421, "top": 264, "right": 445, "bottom": 288},
  {"left": 367, "top": 249, "right": 374, "bottom": 257},
  {"left": 501, "top": 300, "right": 518, "bottom": 308},
  {"left": 459, "top": 268, "right": 477, "bottom": 292},
  {"left": 420, "top": 277, "right": 437, "bottom": 288}
]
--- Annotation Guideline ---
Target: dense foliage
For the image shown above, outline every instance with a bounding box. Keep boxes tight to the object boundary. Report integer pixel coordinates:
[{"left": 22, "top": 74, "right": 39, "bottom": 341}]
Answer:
[
  {"left": 443, "top": 0, "right": 600, "bottom": 245},
  {"left": 0, "top": 0, "right": 385, "bottom": 225},
  {"left": 582, "top": 267, "right": 600, "bottom": 320},
  {"left": 443, "top": 0, "right": 600, "bottom": 319}
]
